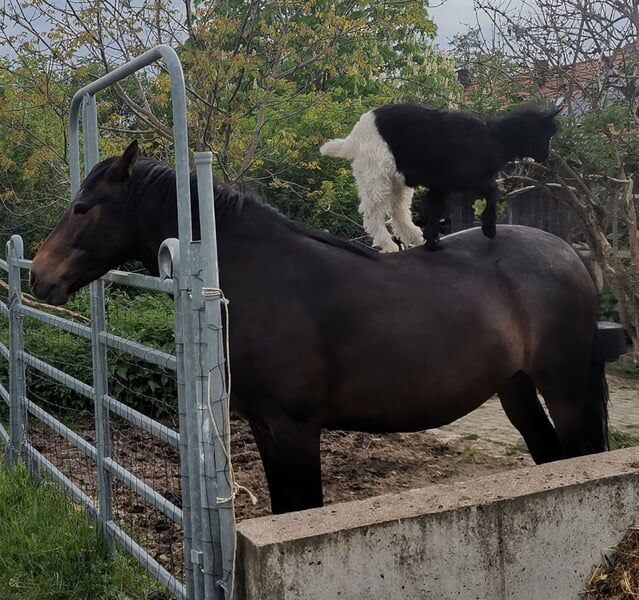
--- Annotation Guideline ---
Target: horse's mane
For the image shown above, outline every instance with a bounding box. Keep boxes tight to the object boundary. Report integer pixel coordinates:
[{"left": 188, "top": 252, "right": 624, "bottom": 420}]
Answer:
[{"left": 118, "top": 158, "right": 379, "bottom": 259}]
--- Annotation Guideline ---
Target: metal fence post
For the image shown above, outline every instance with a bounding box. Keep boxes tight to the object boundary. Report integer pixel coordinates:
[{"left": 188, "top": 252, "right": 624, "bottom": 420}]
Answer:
[
  {"left": 6, "top": 235, "right": 26, "bottom": 467},
  {"left": 159, "top": 238, "right": 196, "bottom": 599},
  {"left": 193, "top": 152, "right": 235, "bottom": 599},
  {"left": 83, "top": 94, "right": 114, "bottom": 541}
]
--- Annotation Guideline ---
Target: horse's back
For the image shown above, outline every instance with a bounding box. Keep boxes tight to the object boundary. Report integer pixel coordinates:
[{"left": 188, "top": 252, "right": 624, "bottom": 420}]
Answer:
[{"left": 436, "top": 225, "right": 598, "bottom": 366}]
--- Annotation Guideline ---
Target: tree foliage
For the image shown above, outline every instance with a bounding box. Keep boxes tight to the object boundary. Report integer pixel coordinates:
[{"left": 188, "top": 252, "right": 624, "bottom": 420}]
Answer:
[
  {"left": 455, "top": 0, "right": 639, "bottom": 359},
  {"left": 0, "top": 1, "right": 460, "bottom": 247}
]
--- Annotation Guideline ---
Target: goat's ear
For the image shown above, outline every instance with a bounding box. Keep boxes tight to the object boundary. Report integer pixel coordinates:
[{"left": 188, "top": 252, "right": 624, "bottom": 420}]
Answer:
[{"left": 107, "top": 140, "right": 140, "bottom": 181}]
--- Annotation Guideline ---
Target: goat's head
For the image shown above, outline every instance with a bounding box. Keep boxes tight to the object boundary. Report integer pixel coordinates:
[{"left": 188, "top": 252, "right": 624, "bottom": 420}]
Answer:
[{"left": 500, "top": 105, "right": 561, "bottom": 162}]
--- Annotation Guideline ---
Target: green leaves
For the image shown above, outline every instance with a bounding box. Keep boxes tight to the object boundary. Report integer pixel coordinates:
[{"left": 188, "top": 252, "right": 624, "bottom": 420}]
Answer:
[{"left": 472, "top": 199, "right": 487, "bottom": 220}]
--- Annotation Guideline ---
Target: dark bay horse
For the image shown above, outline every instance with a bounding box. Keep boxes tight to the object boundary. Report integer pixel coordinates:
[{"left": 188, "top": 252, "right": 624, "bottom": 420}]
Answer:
[{"left": 30, "top": 142, "right": 609, "bottom": 514}]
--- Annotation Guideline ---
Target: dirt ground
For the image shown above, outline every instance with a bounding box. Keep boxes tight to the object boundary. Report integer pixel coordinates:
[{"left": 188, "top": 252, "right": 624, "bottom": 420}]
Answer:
[
  {"left": 26, "top": 373, "right": 637, "bottom": 576},
  {"left": 230, "top": 419, "right": 528, "bottom": 521}
]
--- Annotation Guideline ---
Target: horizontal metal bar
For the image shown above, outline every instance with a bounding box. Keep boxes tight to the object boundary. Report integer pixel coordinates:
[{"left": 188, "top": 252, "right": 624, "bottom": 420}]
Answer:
[
  {"left": 100, "top": 331, "right": 176, "bottom": 370},
  {"left": 101, "top": 269, "right": 175, "bottom": 294},
  {"left": 0, "top": 382, "right": 8, "bottom": 406},
  {"left": 0, "top": 340, "right": 8, "bottom": 361},
  {"left": 23, "top": 441, "right": 98, "bottom": 518},
  {"left": 105, "top": 519, "right": 186, "bottom": 600},
  {"left": 23, "top": 396, "right": 97, "bottom": 461},
  {"left": 103, "top": 457, "right": 182, "bottom": 526},
  {"left": 16, "top": 256, "right": 173, "bottom": 294},
  {"left": 72, "top": 46, "right": 172, "bottom": 104},
  {"left": 20, "top": 351, "right": 93, "bottom": 399},
  {"left": 103, "top": 394, "right": 179, "bottom": 448},
  {"left": 19, "top": 305, "right": 92, "bottom": 339}
]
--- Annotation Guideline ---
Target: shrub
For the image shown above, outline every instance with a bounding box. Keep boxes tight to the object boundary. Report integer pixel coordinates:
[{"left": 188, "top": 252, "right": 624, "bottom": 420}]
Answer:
[{"left": 0, "top": 288, "right": 177, "bottom": 419}]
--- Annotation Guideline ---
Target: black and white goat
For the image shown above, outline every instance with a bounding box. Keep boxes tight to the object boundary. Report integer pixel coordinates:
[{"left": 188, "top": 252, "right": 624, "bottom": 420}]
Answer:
[{"left": 320, "top": 103, "right": 560, "bottom": 251}]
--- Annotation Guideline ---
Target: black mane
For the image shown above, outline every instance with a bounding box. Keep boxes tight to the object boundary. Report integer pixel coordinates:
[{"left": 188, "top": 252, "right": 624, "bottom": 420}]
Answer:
[{"left": 118, "top": 158, "right": 378, "bottom": 259}]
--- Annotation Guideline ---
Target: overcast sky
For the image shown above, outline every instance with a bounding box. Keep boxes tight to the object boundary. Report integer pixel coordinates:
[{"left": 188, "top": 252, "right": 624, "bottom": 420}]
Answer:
[
  {"left": 0, "top": 1, "right": 505, "bottom": 57},
  {"left": 429, "top": 0, "right": 485, "bottom": 48}
]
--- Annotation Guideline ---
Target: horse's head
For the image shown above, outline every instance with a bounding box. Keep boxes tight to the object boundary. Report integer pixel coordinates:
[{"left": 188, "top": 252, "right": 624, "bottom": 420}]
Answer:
[{"left": 30, "top": 141, "right": 142, "bottom": 305}]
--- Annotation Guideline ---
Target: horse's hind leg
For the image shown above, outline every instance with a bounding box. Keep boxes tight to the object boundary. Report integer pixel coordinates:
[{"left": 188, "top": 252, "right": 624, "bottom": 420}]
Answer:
[
  {"left": 537, "top": 374, "right": 588, "bottom": 459},
  {"left": 389, "top": 183, "right": 423, "bottom": 248},
  {"left": 248, "top": 416, "right": 323, "bottom": 514},
  {"left": 498, "top": 371, "right": 561, "bottom": 463}
]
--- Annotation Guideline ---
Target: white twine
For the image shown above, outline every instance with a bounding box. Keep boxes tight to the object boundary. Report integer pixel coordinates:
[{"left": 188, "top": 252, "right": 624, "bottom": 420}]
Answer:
[{"left": 202, "top": 285, "right": 257, "bottom": 599}]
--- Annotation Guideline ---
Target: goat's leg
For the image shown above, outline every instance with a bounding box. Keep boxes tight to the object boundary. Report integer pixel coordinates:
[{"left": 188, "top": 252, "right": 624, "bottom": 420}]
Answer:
[
  {"left": 419, "top": 188, "right": 446, "bottom": 252},
  {"left": 390, "top": 183, "right": 423, "bottom": 248},
  {"left": 480, "top": 181, "right": 499, "bottom": 239},
  {"left": 353, "top": 161, "right": 398, "bottom": 252}
]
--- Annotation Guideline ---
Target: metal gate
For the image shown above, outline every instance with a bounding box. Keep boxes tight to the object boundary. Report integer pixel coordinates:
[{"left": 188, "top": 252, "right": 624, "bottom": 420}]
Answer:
[{"left": 0, "top": 46, "right": 235, "bottom": 600}]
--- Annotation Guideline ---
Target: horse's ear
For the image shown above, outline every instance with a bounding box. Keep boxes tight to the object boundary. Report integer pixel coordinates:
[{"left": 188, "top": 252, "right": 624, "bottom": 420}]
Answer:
[{"left": 108, "top": 140, "right": 139, "bottom": 181}]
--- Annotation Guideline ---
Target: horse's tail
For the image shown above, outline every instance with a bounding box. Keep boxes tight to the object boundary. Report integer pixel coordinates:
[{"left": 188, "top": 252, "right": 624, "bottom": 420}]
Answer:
[
  {"left": 320, "top": 137, "right": 354, "bottom": 160},
  {"left": 583, "top": 340, "right": 610, "bottom": 453},
  {"left": 583, "top": 322, "right": 626, "bottom": 453}
]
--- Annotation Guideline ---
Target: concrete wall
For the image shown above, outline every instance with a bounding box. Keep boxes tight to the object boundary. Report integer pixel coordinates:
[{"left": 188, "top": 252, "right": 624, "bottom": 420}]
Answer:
[{"left": 236, "top": 448, "right": 639, "bottom": 599}]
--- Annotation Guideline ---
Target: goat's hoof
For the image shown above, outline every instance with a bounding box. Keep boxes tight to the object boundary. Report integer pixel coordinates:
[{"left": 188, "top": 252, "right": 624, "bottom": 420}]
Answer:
[
  {"left": 481, "top": 223, "right": 496, "bottom": 239},
  {"left": 424, "top": 239, "right": 443, "bottom": 252},
  {"left": 379, "top": 242, "right": 400, "bottom": 253}
]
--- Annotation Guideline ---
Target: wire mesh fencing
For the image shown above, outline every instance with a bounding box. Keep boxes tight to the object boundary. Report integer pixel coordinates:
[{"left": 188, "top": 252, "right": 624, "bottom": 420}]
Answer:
[
  {"left": 1, "top": 46, "right": 236, "bottom": 600},
  {"left": 0, "top": 241, "right": 192, "bottom": 599}
]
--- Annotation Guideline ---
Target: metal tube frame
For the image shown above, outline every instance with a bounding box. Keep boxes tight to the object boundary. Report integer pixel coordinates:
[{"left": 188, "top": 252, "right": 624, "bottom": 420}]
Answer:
[
  {"left": 6, "top": 235, "right": 26, "bottom": 467},
  {"left": 66, "top": 45, "right": 231, "bottom": 600},
  {"left": 0, "top": 45, "right": 233, "bottom": 600}
]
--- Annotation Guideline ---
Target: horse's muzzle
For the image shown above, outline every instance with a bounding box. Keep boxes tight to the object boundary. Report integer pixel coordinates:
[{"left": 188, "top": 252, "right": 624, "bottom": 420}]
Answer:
[{"left": 29, "top": 270, "right": 69, "bottom": 306}]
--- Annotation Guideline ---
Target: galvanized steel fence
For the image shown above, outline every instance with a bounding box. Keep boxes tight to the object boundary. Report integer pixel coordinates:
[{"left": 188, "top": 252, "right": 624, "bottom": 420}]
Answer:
[{"left": 0, "top": 46, "right": 235, "bottom": 600}]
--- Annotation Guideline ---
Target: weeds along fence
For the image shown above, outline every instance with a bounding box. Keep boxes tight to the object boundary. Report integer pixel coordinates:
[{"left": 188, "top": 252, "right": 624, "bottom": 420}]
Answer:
[{"left": 0, "top": 46, "right": 235, "bottom": 600}]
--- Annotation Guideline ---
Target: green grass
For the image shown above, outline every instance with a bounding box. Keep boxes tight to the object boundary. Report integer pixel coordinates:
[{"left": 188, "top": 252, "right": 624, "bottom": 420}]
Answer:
[
  {"left": 609, "top": 427, "right": 639, "bottom": 450},
  {"left": 0, "top": 463, "right": 172, "bottom": 600},
  {"left": 505, "top": 439, "right": 529, "bottom": 457},
  {"left": 608, "top": 361, "right": 639, "bottom": 380},
  {"left": 502, "top": 428, "right": 639, "bottom": 458}
]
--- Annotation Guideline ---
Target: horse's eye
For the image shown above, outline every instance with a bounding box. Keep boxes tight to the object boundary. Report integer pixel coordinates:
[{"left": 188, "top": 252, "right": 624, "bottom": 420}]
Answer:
[{"left": 73, "top": 204, "right": 90, "bottom": 216}]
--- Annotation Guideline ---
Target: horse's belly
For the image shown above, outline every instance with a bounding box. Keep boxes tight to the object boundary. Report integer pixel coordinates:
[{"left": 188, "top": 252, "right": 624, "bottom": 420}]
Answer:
[{"left": 324, "top": 381, "right": 501, "bottom": 434}]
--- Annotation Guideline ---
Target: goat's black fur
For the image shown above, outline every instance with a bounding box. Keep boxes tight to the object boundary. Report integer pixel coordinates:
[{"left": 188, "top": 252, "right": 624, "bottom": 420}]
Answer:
[{"left": 373, "top": 103, "right": 560, "bottom": 250}]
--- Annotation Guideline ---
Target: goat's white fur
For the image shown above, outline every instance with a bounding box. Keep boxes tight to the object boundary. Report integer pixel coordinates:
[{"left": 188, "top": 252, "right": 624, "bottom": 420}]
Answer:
[{"left": 320, "top": 111, "right": 423, "bottom": 253}]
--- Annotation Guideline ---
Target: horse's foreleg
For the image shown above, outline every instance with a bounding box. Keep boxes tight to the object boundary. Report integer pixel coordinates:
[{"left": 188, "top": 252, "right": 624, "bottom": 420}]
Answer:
[
  {"left": 249, "top": 416, "right": 323, "bottom": 514},
  {"left": 498, "top": 372, "right": 561, "bottom": 463}
]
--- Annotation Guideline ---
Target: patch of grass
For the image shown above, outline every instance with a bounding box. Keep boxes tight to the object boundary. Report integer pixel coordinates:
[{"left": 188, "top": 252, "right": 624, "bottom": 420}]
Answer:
[
  {"left": 462, "top": 432, "right": 480, "bottom": 441},
  {"left": 0, "top": 463, "right": 171, "bottom": 600},
  {"left": 609, "top": 427, "right": 639, "bottom": 450},
  {"left": 461, "top": 445, "right": 477, "bottom": 459},
  {"left": 608, "top": 361, "right": 639, "bottom": 380},
  {"left": 505, "top": 439, "right": 529, "bottom": 457}
]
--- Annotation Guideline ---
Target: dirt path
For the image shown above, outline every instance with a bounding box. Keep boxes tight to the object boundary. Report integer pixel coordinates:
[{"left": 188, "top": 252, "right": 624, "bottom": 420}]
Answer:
[{"left": 434, "top": 374, "right": 638, "bottom": 460}]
